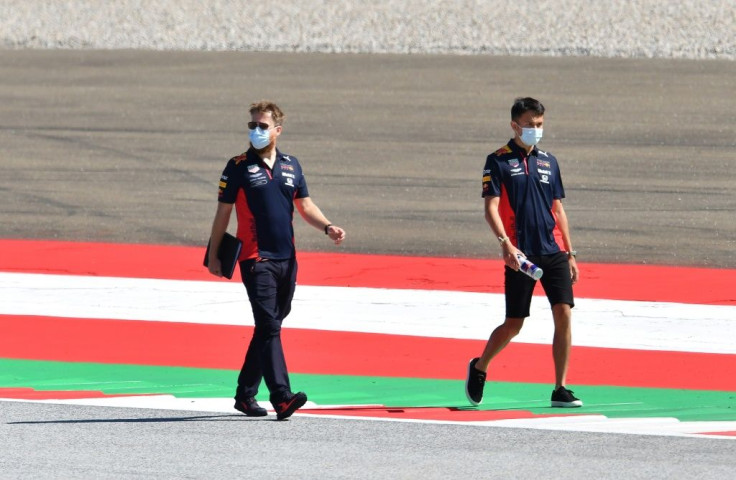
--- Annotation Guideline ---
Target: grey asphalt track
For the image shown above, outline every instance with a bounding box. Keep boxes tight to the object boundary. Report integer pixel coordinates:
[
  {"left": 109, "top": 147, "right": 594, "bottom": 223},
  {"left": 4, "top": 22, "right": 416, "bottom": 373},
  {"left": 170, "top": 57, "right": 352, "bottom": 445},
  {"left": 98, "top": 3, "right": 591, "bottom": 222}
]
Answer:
[
  {"left": 1, "top": 50, "right": 735, "bottom": 266},
  {"left": 1, "top": 402, "right": 734, "bottom": 479},
  {"left": 1, "top": 50, "right": 735, "bottom": 478}
]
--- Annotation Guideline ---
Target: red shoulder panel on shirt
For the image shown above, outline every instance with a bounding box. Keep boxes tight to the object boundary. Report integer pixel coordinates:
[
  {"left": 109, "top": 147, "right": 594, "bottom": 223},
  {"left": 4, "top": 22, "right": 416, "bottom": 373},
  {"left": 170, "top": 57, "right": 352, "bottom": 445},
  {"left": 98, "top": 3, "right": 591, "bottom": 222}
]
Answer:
[
  {"left": 233, "top": 153, "right": 248, "bottom": 165},
  {"left": 494, "top": 145, "right": 512, "bottom": 156}
]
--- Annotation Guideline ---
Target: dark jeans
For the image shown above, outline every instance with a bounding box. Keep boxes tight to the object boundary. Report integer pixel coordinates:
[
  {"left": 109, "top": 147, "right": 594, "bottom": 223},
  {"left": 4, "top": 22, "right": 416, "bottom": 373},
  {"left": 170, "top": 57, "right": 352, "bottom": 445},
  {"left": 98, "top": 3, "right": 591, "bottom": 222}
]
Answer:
[{"left": 235, "top": 256, "right": 297, "bottom": 402}]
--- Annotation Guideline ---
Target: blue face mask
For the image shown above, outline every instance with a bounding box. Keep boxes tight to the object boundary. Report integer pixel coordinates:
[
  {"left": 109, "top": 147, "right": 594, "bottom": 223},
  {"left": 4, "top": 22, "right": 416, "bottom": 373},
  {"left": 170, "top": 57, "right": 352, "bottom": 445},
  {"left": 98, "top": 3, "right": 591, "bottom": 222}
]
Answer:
[
  {"left": 249, "top": 127, "right": 271, "bottom": 149},
  {"left": 520, "top": 127, "right": 543, "bottom": 147}
]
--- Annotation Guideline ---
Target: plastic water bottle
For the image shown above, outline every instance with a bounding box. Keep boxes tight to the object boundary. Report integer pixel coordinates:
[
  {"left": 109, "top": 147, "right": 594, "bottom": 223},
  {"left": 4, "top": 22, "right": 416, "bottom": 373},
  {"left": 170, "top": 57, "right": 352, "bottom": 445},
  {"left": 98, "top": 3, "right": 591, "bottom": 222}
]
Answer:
[{"left": 517, "top": 254, "right": 543, "bottom": 280}]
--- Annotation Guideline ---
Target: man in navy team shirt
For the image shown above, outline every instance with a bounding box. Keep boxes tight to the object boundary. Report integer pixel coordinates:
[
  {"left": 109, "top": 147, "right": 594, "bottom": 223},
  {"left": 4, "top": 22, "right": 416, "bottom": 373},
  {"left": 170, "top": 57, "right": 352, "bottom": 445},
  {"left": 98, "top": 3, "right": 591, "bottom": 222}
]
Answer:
[
  {"left": 466, "top": 97, "right": 582, "bottom": 408},
  {"left": 208, "top": 100, "right": 346, "bottom": 420}
]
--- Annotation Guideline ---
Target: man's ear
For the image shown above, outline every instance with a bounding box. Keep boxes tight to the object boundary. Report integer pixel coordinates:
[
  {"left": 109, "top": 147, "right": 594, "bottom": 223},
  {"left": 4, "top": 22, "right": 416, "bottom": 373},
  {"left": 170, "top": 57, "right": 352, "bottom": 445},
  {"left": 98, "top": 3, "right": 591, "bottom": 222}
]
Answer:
[{"left": 510, "top": 121, "right": 519, "bottom": 135}]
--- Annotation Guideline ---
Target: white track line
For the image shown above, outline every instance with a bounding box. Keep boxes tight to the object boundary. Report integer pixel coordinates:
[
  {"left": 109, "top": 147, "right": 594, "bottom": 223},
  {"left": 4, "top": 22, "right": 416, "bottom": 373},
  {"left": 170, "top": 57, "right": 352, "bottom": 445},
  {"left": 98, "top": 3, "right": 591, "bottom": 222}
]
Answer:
[
  {"left": 1, "top": 272, "right": 735, "bottom": 353},
  {"left": 4, "top": 396, "right": 734, "bottom": 440}
]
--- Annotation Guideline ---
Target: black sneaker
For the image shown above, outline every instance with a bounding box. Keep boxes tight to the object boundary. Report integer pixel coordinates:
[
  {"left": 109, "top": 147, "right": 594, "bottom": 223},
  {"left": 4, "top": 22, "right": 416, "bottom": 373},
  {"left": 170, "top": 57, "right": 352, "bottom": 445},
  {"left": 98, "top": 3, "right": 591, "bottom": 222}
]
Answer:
[
  {"left": 272, "top": 391, "right": 308, "bottom": 420},
  {"left": 234, "top": 397, "right": 268, "bottom": 417},
  {"left": 465, "top": 357, "right": 486, "bottom": 406},
  {"left": 551, "top": 386, "right": 583, "bottom": 408}
]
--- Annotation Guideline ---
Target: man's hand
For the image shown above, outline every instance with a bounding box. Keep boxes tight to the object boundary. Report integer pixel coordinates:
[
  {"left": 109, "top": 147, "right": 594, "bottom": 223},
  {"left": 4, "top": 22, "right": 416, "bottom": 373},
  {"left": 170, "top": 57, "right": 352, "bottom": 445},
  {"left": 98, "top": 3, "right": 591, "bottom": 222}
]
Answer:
[
  {"left": 208, "top": 257, "right": 224, "bottom": 277},
  {"left": 502, "top": 243, "right": 523, "bottom": 270},
  {"left": 326, "top": 225, "right": 346, "bottom": 245},
  {"left": 569, "top": 256, "right": 579, "bottom": 284}
]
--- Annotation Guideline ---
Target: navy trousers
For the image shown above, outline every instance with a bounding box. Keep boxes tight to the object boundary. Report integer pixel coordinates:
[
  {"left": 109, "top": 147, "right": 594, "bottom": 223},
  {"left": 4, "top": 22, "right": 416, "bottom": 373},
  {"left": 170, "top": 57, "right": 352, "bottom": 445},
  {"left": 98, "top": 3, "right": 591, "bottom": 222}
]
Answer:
[{"left": 235, "top": 256, "right": 297, "bottom": 402}]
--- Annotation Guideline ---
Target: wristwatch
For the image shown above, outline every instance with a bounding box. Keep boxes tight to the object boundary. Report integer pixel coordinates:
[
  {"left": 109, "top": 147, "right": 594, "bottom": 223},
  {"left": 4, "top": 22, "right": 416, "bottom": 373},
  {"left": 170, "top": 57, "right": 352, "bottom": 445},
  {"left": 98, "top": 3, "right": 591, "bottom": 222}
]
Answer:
[{"left": 566, "top": 250, "right": 577, "bottom": 258}]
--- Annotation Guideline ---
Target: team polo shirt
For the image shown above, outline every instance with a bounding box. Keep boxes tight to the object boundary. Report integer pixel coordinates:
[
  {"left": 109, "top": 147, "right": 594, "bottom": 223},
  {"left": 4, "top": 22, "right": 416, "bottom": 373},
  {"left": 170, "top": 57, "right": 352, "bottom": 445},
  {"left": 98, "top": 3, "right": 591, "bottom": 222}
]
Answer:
[
  {"left": 482, "top": 140, "right": 565, "bottom": 255},
  {"left": 218, "top": 148, "right": 309, "bottom": 261}
]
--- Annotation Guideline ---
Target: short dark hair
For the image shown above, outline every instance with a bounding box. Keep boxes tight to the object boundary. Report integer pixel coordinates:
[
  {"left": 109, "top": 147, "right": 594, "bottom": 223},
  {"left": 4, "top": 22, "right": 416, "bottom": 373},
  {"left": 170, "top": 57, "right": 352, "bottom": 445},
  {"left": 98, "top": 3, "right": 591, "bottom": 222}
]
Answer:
[{"left": 511, "top": 97, "right": 545, "bottom": 121}]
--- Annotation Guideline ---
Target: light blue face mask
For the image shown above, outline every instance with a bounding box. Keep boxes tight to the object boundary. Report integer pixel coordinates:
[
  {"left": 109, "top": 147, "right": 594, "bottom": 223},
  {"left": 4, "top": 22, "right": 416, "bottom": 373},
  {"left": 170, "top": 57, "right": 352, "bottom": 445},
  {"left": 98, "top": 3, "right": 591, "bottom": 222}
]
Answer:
[
  {"left": 520, "top": 127, "right": 543, "bottom": 147},
  {"left": 249, "top": 127, "right": 271, "bottom": 149}
]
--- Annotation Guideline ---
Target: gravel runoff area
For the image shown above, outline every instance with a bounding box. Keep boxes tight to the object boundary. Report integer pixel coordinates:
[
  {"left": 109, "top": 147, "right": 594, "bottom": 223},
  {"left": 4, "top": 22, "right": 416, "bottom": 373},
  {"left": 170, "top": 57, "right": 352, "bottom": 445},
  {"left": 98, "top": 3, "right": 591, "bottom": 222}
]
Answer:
[{"left": 1, "top": 0, "right": 734, "bottom": 59}]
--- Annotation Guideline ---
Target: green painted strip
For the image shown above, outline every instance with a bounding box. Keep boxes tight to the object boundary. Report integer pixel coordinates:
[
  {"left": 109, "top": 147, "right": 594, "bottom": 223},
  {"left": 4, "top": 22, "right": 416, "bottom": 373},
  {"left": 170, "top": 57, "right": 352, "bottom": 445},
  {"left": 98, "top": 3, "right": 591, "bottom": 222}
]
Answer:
[
  {"left": 0, "top": 359, "right": 234, "bottom": 398},
  {"left": 2, "top": 359, "right": 734, "bottom": 422}
]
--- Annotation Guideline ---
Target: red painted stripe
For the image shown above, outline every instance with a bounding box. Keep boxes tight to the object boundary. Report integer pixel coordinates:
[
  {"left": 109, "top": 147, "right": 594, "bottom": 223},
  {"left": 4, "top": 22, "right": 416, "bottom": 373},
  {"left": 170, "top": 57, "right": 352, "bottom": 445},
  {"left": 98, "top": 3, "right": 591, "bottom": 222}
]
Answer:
[
  {"left": 0, "top": 387, "right": 572, "bottom": 422},
  {"left": 700, "top": 431, "right": 736, "bottom": 437},
  {"left": 2, "top": 315, "right": 734, "bottom": 391},
  {"left": 1, "top": 239, "right": 734, "bottom": 304},
  {"left": 0, "top": 387, "right": 140, "bottom": 400},
  {"left": 303, "top": 407, "right": 571, "bottom": 422}
]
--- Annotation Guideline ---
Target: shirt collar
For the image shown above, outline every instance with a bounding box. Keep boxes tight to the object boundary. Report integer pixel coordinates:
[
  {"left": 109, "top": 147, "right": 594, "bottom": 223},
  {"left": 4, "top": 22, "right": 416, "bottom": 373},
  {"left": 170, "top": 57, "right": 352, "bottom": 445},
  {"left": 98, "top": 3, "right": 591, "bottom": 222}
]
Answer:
[
  {"left": 507, "top": 139, "right": 537, "bottom": 157},
  {"left": 246, "top": 147, "right": 283, "bottom": 165}
]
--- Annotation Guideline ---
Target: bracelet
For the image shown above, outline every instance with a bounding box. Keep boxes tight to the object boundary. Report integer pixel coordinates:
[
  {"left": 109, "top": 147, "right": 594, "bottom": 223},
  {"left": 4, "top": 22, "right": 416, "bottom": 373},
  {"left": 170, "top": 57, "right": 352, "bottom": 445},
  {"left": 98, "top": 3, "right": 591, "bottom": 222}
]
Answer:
[
  {"left": 324, "top": 224, "right": 332, "bottom": 235},
  {"left": 498, "top": 236, "right": 509, "bottom": 244},
  {"left": 566, "top": 250, "right": 577, "bottom": 258}
]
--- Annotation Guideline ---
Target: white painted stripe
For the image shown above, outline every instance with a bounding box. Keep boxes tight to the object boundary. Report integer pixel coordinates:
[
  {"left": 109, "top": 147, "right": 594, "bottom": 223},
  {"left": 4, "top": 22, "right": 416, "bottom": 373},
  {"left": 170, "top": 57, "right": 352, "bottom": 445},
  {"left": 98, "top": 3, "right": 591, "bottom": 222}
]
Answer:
[
  {"left": 488, "top": 415, "right": 736, "bottom": 439},
  {"left": 4, "top": 396, "right": 734, "bottom": 440},
  {"left": 1, "top": 272, "right": 735, "bottom": 354}
]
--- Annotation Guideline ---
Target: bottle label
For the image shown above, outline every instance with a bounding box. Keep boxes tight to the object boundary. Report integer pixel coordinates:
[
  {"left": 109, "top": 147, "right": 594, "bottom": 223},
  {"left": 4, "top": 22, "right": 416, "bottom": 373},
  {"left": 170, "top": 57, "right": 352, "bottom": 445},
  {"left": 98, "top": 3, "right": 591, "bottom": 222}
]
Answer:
[{"left": 517, "top": 255, "right": 543, "bottom": 280}]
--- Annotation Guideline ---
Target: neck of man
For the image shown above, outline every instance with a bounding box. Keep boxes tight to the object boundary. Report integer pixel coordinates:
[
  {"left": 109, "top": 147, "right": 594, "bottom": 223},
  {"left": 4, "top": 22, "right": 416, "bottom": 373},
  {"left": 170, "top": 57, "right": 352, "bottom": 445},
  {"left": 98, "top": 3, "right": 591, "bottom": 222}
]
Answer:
[
  {"left": 261, "top": 151, "right": 276, "bottom": 169},
  {"left": 513, "top": 136, "right": 534, "bottom": 155},
  {"left": 254, "top": 144, "right": 277, "bottom": 169}
]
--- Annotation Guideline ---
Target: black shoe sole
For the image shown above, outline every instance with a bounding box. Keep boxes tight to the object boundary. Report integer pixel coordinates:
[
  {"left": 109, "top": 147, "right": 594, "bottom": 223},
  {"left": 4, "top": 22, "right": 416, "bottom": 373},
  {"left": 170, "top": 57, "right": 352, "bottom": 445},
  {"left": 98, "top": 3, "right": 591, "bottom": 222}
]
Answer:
[
  {"left": 550, "top": 400, "right": 583, "bottom": 408},
  {"left": 234, "top": 401, "right": 268, "bottom": 417}
]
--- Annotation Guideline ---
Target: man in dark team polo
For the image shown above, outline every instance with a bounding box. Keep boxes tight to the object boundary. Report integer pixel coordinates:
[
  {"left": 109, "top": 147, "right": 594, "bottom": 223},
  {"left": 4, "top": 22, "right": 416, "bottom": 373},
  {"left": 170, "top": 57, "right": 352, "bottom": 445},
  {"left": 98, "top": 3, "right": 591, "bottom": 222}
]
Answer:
[
  {"left": 465, "top": 97, "right": 582, "bottom": 409},
  {"left": 207, "top": 100, "right": 346, "bottom": 420}
]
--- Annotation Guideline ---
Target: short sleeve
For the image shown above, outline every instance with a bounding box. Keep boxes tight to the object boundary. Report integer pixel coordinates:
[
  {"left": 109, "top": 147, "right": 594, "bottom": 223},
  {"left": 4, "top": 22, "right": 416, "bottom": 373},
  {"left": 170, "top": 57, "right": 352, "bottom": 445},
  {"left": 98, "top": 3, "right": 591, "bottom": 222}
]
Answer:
[
  {"left": 218, "top": 160, "right": 239, "bottom": 204},
  {"left": 482, "top": 155, "right": 503, "bottom": 198},
  {"left": 552, "top": 161, "right": 565, "bottom": 199},
  {"left": 295, "top": 171, "right": 309, "bottom": 199}
]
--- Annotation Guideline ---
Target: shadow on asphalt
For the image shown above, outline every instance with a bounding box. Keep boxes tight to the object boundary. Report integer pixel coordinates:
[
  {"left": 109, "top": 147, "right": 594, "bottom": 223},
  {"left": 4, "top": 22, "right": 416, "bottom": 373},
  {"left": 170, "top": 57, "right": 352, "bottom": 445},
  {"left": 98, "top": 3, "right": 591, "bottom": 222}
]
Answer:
[{"left": 6, "top": 414, "right": 270, "bottom": 424}]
